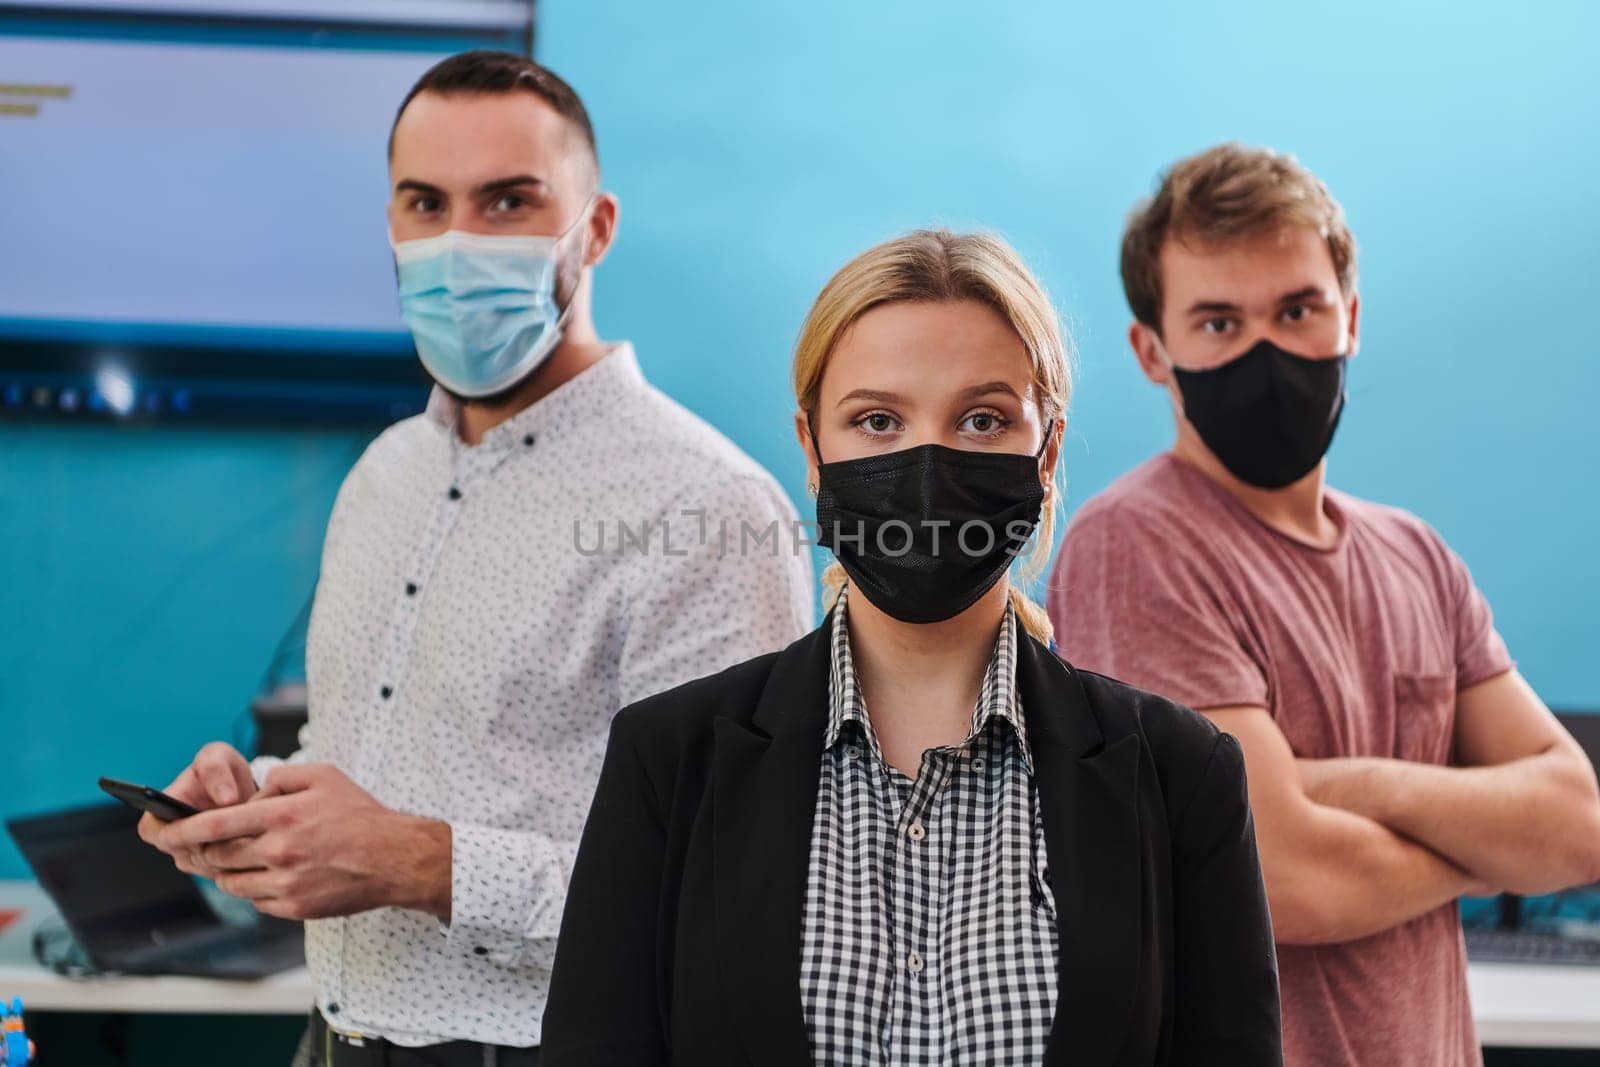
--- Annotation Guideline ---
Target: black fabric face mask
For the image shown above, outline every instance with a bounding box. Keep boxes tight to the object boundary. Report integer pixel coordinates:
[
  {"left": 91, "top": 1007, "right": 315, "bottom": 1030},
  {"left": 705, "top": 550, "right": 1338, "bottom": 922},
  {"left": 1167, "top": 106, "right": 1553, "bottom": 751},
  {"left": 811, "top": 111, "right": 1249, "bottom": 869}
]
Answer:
[
  {"left": 814, "top": 429, "right": 1049, "bottom": 625},
  {"left": 1172, "top": 338, "right": 1347, "bottom": 489}
]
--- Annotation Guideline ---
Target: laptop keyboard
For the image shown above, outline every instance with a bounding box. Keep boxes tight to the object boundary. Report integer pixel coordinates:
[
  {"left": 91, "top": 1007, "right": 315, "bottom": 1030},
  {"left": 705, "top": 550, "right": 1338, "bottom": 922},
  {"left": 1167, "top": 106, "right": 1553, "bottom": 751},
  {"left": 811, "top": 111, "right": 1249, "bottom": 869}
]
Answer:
[
  {"left": 119, "top": 924, "right": 302, "bottom": 974},
  {"left": 146, "top": 931, "right": 263, "bottom": 968},
  {"left": 1465, "top": 929, "right": 1600, "bottom": 965}
]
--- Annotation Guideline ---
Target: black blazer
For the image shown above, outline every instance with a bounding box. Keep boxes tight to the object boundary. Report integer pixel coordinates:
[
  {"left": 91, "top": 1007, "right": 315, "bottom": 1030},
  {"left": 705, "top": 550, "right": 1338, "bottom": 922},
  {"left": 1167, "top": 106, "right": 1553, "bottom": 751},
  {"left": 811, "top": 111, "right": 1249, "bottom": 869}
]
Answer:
[{"left": 543, "top": 614, "right": 1281, "bottom": 1066}]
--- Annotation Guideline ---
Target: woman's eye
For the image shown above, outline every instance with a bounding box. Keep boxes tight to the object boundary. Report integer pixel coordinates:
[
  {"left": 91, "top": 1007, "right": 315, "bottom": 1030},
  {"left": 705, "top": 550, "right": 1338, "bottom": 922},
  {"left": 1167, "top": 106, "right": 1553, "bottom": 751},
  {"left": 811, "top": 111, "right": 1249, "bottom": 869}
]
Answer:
[
  {"left": 962, "top": 412, "right": 1005, "bottom": 435},
  {"left": 852, "top": 411, "right": 901, "bottom": 436},
  {"left": 492, "top": 194, "right": 524, "bottom": 213},
  {"left": 960, "top": 411, "right": 1011, "bottom": 437}
]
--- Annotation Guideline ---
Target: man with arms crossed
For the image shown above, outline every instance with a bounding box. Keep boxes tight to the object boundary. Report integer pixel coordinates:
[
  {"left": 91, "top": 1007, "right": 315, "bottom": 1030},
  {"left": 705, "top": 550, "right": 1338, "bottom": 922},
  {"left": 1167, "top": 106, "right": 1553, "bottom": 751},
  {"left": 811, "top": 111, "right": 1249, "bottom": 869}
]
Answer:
[
  {"left": 141, "top": 52, "right": 813, "bottom": 1065},
  {"left": 1050, "top": 142, "right": 1600, "bottom": 1065}
]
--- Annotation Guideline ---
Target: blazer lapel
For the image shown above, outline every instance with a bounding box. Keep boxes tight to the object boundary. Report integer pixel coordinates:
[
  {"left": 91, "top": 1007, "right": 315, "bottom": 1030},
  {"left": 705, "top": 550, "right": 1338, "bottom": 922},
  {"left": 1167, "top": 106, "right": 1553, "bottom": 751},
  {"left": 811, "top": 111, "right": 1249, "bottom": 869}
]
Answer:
[
  {"left": 712, "top": 614, "right": 833, "bottom": 1067},
  {"left": 1019, "top": 636, "right": 1145, "bottom": 1066}
]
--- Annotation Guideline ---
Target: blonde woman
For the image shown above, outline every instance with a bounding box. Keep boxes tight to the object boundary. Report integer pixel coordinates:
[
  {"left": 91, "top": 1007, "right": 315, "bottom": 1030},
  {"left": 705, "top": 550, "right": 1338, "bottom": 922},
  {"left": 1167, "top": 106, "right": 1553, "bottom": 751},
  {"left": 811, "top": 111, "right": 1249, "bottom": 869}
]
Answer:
[{"left": 542, "top": 231, "right": 1281, "bottom": 1066}]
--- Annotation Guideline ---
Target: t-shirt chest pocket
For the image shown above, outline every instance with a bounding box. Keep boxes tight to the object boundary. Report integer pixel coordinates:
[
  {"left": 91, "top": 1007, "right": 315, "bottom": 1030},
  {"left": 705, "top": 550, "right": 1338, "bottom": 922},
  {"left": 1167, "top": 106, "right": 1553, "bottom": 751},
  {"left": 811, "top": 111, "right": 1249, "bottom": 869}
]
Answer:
[{"left": 1393, "top": 672, "right": 1457, "bottom": 765}]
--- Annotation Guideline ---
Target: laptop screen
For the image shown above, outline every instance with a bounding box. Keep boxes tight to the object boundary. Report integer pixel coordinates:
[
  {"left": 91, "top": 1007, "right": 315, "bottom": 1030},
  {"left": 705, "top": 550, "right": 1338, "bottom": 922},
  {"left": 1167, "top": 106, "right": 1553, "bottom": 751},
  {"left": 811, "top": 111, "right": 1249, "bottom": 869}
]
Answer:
[{"left": 5, "top": 802, "right": 218, "bottom": 963}]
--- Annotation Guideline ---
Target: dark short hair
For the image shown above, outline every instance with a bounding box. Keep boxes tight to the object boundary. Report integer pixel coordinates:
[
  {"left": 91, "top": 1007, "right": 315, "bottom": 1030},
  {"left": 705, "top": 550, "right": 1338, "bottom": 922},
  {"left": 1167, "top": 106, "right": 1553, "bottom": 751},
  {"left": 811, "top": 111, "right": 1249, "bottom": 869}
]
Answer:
[{"left": 388, "top": 50, "right": 598, "bottom": 174}]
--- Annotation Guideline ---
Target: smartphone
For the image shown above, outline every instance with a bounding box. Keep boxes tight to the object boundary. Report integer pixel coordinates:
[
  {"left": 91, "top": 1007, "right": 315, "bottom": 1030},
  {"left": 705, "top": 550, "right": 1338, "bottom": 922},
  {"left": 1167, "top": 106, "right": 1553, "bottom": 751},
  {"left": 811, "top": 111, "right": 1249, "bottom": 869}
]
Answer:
[{"left": 98, "top": 776, "right": 202, "bottom": 821}]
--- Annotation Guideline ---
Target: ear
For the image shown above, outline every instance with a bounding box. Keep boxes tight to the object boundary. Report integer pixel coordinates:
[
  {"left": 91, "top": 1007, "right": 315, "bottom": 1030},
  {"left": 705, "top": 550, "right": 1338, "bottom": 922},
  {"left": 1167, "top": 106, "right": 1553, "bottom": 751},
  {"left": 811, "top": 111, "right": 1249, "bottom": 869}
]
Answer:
[
  {"left": 1039, "top": 416, "right": 1065, "bottom": 498},
  {"left": 1344, "top": 291, "right": 1361, "bottom": 357},
  {"left": 1129, "top": 320, "right": 1171, "bottom": 385},
  {"left": 580, "top": 192, "right": 620, "bottom": 269},
  {"left": 793, "top": 409, "right": 820, "bottom": 488}
]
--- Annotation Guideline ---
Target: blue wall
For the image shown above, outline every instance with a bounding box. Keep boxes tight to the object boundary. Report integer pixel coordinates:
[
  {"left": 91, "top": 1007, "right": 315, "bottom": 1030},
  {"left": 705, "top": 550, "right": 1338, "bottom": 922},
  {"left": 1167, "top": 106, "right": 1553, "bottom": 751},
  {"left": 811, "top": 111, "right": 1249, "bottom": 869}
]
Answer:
[{"left": 5, "top": 0, "right": 1598, "bottom": 878}]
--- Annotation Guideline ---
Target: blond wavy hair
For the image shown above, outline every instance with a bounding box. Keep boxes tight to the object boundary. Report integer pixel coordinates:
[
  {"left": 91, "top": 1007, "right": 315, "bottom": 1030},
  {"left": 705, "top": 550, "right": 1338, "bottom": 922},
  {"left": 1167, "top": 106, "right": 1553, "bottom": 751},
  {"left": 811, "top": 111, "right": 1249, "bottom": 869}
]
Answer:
[{"left": 792, "top": 229, "right": 1072, "bottom": 644}]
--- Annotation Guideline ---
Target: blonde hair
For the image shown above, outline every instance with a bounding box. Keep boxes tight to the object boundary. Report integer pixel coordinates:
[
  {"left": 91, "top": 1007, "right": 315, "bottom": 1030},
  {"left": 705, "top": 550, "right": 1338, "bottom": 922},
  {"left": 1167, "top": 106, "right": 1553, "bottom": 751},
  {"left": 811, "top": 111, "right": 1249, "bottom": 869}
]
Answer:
[{"left": 792, "top": 229, "right": 1072, "bottom": 645}]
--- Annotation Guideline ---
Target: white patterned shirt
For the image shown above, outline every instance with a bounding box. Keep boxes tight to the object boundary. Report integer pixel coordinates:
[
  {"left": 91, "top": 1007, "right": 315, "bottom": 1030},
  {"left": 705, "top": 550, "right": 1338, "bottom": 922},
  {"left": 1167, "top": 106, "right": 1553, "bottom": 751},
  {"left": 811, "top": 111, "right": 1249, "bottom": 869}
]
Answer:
[
  {"left": 800, "top": 586, "right": 1059, "bottom": 1066},
  {"left": 254, "top": 343, "right": 814, "bottom": 1047}
]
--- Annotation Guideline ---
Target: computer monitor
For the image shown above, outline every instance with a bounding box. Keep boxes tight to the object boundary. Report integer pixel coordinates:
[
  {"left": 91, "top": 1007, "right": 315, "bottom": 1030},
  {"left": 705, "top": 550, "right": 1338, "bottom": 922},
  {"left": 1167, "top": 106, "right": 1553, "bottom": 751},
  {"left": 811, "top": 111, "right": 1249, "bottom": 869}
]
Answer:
[
  {"left": 0, "top": 0, "right": 535, "bottom": 424},
  {"left": 1557, "top": 711, "right": 1600, "bottom": 767}
]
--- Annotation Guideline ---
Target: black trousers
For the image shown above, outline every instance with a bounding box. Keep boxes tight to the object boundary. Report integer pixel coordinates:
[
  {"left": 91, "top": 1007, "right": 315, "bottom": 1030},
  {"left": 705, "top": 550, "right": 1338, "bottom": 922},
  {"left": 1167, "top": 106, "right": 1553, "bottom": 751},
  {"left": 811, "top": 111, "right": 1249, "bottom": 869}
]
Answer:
[{"left": 305, "top": 1010, "right": 540, "bottom": 1067}]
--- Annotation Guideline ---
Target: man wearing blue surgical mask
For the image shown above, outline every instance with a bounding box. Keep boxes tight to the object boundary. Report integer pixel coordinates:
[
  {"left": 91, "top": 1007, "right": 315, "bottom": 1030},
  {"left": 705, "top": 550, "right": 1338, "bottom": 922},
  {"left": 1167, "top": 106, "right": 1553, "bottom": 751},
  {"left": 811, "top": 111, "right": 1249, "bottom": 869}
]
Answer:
[
  {"left": 139, "top": 51, "right": 814, "bottom": 1065},
  {"left": 382, "top": 61, "right": 612, "bottom": 433}
]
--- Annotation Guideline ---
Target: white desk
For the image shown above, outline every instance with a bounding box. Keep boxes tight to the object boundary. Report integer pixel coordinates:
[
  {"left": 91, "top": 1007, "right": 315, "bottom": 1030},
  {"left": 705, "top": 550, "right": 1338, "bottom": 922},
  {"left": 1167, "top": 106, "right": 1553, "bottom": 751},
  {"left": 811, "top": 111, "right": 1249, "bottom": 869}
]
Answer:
[
  {"left": 1468, "top": 961, "right": 1600, "bottom": 1049},
  {"left": 3, "top": 880, "right": 1600, "bottom": 1045},
  {"left": 0, "top": 881, "right": 312, "bottom": 1015}
]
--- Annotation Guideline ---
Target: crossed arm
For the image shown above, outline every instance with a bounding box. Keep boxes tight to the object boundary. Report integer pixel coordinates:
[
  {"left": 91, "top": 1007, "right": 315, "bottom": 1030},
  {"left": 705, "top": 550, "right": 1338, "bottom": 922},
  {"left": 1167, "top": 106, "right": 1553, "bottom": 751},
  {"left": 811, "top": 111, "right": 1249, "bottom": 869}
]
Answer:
[
  {"left": 1297, "top": 670, "right": 1600, "bottom": 897},
  {"left": 1206, "top": 671, "right": 1600, "bottom": 946}
]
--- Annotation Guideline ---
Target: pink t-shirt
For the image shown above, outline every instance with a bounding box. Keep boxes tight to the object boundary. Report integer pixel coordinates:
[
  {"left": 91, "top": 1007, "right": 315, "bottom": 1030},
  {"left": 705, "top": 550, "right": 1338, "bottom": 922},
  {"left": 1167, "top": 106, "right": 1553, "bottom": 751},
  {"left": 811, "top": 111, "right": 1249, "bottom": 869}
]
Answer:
[{"left": 1049, "top": 453, "right": 1513, "bottom": 1067}]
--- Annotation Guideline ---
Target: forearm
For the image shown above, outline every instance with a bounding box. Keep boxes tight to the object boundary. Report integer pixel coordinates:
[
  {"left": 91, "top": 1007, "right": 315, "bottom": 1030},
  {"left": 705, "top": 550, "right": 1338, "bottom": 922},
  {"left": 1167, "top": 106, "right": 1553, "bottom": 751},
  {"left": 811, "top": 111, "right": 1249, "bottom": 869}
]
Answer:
[
  {"left": 1302, "top": 749, "right": 1600, "bottom": 895},
  {"left": 1267, "top": 800, "right": 1476, "bottom": 945},
  {"left": 385, "top": 815, "right": 453, "bottom": 919}
]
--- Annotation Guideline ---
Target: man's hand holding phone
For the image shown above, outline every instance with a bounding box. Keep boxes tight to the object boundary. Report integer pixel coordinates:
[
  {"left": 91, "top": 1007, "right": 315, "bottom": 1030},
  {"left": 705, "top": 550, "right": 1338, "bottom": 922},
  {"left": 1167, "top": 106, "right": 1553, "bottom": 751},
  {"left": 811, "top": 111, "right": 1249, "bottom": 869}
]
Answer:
[
  {"left": 153, "top": 763, "right": 453, "bottom": 922},
  {"left": 135, "top": 741, "right": 258, "bottom": 881}
]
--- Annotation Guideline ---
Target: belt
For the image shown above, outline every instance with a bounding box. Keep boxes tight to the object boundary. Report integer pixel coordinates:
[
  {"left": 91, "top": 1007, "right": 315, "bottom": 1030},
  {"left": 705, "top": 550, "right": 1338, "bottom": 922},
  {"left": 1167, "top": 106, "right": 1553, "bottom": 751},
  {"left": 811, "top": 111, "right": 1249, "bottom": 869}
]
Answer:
[{"left": 308, "top": 1009, "right": 540, "bottom": 1067}]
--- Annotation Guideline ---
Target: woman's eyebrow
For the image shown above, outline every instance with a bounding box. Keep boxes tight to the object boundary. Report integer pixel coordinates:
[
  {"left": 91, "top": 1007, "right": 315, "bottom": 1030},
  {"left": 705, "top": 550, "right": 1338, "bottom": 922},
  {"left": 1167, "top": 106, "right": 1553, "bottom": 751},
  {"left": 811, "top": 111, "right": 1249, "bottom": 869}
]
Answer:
[
  {"left": 955, "top": 381, "right": 1022, "bottom": 402},
  {"left": 835, "top": 382, "right": 1022, "bottom": 407},
  {"left": 836, "top": 388, "right": 905, "bottom": 406}
]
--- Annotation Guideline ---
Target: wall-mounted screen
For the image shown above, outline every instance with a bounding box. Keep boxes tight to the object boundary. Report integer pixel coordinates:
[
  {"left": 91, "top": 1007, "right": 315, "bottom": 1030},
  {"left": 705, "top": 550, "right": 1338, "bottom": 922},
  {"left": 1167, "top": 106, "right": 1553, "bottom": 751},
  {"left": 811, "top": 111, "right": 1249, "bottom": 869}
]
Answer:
[{"left": 0, "top": 0, "right": 535, "bottom": 423}]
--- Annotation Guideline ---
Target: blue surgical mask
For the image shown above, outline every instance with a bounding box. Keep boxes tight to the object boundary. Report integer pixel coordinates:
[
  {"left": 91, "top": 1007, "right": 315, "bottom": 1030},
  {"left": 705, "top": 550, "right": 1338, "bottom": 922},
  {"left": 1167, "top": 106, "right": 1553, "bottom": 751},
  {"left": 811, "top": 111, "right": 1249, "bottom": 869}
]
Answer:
[{"left": 390, "top": 203, "right": 590, "bottom": 398}]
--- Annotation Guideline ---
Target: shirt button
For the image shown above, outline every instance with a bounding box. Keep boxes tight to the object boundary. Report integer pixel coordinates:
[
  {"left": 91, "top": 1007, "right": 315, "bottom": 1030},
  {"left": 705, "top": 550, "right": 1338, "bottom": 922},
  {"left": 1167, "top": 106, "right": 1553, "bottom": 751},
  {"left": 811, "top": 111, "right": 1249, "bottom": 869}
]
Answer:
[
  {"left": 404, "top": 582, "right": 417, "bottom": 596},
  {"left": 522, "top": 433, "right": 535, "bottom": 447},
  {"left": 907, "top": 821, "right": 926, "bottom": 842},
  {"left": 907, "top": 951, "right": 924, "bottom": 974},
  {"left": 447, "top": 486, "right": 462, "bottom": 500},
  {"left": 326, "top": 1003, "right": 340, "bottom": 1015},
  {"left": 844, "top": 745, "right": 860, "bottom": 761},
  {"left": 379, "top": 685, "right": 393, "bottom": 699},
  {"left": 473, "top": 945, "right": 488, "bottom": 956},
  {"left": 971, "top": 756, "right": 987, "bottom": 773}
]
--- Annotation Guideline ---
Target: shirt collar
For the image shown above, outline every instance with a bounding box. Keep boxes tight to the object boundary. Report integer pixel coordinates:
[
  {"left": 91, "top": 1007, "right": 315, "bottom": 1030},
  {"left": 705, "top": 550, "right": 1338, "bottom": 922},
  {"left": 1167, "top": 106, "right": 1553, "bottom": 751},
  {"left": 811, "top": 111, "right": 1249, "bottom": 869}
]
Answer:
[
  {"left": 424, "top": 341, "right": 646, "bottom": 451},
  {"left": 824, "top": 585, "right": 1034, "bottom": 774}
]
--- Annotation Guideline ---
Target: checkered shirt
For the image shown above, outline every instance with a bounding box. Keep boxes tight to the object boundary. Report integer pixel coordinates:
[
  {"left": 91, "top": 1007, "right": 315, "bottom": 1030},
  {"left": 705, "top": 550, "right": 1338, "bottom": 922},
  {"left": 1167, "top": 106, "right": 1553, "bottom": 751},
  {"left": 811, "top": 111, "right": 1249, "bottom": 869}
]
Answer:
[{"left": 799, "top": 586, "right": 1060, "bottom": 1066}]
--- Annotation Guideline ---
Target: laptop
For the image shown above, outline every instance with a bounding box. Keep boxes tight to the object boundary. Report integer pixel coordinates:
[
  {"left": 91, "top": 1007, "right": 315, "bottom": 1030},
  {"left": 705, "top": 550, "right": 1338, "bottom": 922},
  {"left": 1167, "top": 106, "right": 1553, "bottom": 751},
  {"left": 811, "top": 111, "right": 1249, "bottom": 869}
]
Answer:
[{"left": 5, "top": 802, "right": 304, "bottom": 979}]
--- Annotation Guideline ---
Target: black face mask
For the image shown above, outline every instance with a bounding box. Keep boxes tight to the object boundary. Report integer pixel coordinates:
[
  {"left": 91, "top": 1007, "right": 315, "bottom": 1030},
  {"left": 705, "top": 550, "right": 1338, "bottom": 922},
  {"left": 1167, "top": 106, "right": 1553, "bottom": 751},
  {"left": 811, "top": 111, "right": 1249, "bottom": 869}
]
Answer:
[
  {"left": 813, "top": 429, "right": 1049, "bottom": 625},
  {"left": 1172, "top": 338, "right": 1347, "bottom": 489}
]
